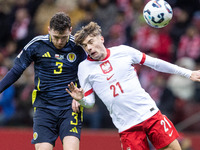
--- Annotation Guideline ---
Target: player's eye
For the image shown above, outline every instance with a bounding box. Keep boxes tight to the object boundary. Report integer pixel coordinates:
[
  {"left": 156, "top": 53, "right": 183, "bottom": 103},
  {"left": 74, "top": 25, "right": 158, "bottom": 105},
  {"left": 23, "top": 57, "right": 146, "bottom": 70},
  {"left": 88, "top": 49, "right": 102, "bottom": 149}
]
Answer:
[
  {"left": 88, "top": 41, "right": 93, "bottom": 45},
  {"left": 81, "top": 44, "right": 86, "bottom": 48}
]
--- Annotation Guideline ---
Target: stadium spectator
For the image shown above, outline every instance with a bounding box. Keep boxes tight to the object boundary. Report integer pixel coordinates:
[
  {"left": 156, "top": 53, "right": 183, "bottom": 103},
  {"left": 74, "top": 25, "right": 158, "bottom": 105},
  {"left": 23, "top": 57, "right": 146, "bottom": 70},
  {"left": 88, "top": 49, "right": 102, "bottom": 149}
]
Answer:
[
  {"left": 134, "top": 26, "right": 173, "bottom": 62},
  {"left": 10, "top": 7, "right": 35, "bottom": 51},
  {"left": 192, "top": 11, "right": 200, "bottom": 33},
  {"left": 0, "top": 1, "right": 10, "bottom": 47},
  {"left": 167, "top": 57, "right": 196, "bottom": 124},
  {"left": 168, "top": 58, "right": 196, "bottom": 102},
  {"left": 11, "top": 63, "right": 34, "bottom": 126},
  {"left": 169, "top": 7, "right": 190, "bottom": 60},
  {"left": 128, "top": 0, "right": 146, "bottom": 42},
  {"left": 105, "top": 10, "right": 128, "bottom": 47},
  {"left": 93, "top": 0, "right": 118, "bottom": 39},
  {"left": 0, "top": 39, "right": 18, "bottom": 70},
  {"left": 33, "top": 0, "right": 60, "bottom": 35},
  {"left": 67, "top": 21, "right": 200, "bottom": 149},
  {"left": 176, "top": 25, "right": 200, "bottom": 62},
  {"left": 82, "top": 94, "right": 104, "bottom": 129},
  {"left": 0, "top": 66, "right": 15, "bottom": 126},
  {"left": 66, "top": 0, "right": 94, "bottom": 28},
  {"left": 156, "top": 74, "right": 176, "bottom": 122},
  {"left": 73, "top": 6, "right": 94, "bottom": 34},
  {"left": 174, "top": 0, "right": 200, "bottom": 17}
]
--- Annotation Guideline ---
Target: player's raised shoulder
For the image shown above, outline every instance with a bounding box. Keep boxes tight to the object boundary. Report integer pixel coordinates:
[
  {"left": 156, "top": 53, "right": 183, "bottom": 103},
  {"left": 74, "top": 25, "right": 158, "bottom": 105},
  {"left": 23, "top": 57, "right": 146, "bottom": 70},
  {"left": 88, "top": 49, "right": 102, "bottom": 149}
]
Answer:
[
  {"left": 69, "top": 35, "right": 75, "bottom": 42},
  {"left": 109, "top": 45, "right": 139, "bottom": 54},
  {"left": 24, "top": 35, "right": 49, "bottom": 50}
]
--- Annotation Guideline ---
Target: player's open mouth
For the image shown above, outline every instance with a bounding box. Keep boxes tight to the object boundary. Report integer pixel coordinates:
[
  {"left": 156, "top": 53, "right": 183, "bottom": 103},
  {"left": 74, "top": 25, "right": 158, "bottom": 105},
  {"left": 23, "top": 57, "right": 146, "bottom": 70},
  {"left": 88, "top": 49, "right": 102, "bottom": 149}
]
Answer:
[{"left": 91, "top": 52, "right": 97, "bottom": 57}]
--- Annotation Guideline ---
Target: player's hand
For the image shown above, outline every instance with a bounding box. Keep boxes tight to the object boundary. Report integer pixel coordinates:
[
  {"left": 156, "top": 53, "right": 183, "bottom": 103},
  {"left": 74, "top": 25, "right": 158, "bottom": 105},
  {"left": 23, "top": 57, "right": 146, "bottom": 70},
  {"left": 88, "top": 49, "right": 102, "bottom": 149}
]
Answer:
[
  {"left": 190, "top": 70, "right": 200, "bottom": 82},
  {"left": 72, "top": 99, "right": 80, "bottom": 113},
  {"left": 66, "top": 82, "right": 84, "bottom": 101}
]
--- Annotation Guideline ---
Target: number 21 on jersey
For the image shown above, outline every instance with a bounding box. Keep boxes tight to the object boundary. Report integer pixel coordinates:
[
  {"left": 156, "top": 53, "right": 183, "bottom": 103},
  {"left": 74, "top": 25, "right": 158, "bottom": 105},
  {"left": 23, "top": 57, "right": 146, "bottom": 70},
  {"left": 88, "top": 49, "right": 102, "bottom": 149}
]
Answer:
[{"left": 110, "top": 82, "right": 124, "bottom": 97}]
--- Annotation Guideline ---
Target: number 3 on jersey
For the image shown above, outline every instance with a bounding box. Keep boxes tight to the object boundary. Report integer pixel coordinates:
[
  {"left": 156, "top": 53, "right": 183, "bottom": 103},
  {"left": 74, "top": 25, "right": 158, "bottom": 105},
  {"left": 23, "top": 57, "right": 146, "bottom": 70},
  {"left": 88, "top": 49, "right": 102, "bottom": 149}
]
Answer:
[
  {"left": 110, "top": 82, "right": 124, "bottom": 97},
  {"left": 70, "top": 112, "right": 78, "bottom": 125},
  {"left": 54, "top": 62, "right": 63, "bottom": 74}
]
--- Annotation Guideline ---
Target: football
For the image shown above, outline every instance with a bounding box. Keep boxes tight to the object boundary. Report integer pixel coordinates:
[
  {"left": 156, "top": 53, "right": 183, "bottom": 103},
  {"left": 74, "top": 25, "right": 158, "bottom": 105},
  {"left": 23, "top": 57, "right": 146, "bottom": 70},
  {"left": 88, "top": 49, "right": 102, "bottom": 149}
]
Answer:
[{"left": 143, "top": 0, "right": 173, "bottom": 28}]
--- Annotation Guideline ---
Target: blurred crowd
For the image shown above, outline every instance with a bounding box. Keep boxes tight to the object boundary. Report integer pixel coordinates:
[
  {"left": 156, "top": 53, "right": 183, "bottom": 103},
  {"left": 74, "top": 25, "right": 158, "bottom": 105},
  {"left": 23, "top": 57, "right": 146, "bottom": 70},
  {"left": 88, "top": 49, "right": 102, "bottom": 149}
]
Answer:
[{"left": 0, "top": 0, "right": 200, "bottom": 136}]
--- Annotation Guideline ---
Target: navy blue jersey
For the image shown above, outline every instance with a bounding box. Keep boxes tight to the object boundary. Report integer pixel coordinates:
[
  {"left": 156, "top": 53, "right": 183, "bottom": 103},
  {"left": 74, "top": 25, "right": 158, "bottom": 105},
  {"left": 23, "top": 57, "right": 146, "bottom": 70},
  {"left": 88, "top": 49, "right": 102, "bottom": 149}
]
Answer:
[{"left": 15, "top": 34, "right": 86, "bottom": 109}]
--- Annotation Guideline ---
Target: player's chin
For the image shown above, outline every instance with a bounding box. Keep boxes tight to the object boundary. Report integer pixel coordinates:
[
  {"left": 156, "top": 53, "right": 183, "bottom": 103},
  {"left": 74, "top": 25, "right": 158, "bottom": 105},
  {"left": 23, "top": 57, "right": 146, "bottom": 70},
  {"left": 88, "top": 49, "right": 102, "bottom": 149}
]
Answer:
[
  {"left": 56, "top": 45, "right": 64, "bottom": 49},
  {"left": 90, "top": 53, "right": 99, "bottom": 60}
]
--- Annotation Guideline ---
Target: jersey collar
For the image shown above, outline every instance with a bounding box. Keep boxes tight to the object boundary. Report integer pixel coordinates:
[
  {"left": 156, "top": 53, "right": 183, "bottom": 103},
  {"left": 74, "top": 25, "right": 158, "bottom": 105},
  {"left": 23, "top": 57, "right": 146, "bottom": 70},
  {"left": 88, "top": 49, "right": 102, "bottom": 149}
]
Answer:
[{"left": 87, "top": 48, "right": 110, "bottom": 61}]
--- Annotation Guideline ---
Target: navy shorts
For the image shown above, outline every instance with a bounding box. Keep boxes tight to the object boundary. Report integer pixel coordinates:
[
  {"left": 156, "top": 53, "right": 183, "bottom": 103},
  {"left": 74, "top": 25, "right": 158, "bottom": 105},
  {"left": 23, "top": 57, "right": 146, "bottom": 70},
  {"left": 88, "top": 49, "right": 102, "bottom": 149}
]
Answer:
[{"left": 31, "top": 107, "right": 83, "bottom": 146}]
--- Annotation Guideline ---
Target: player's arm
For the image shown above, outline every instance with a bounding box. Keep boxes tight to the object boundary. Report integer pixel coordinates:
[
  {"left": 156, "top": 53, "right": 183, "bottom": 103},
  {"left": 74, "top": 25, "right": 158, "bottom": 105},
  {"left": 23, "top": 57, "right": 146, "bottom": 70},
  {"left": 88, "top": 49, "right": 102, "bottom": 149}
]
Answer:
[
  {"left": 66, "top": 82, "right": 95, "bottom": 108},
  {"left": 0, "top": 64, "right": 25, "bottom": 93},
  {"left": 142, "top": 54, "right": 193, "bottom": 78},
  {"left": 72, "top": 99, "right": 81, "bottom": 113},
  {"left": 0, "top": 41, "right": 36, "bottom": 93},
  {"left": 67, "top": 61, "right": 95, "bottom": 108},
  {"left": 124, "top": 45, "right": 200, "bottom": 81}
]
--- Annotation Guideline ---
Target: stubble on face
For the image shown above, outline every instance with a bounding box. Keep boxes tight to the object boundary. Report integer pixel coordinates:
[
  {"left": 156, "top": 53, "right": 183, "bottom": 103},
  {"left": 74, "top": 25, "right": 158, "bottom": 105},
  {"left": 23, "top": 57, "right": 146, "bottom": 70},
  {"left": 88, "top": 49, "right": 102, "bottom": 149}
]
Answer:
[{"left": 49, "top": 28, "right": 71, "bottom": 49}]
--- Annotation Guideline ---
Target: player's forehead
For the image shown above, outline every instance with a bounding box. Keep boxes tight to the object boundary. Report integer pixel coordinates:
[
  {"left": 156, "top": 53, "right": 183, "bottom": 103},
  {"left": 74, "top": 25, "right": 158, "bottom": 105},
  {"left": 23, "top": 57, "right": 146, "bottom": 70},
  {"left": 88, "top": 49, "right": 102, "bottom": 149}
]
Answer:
[
  {"left": 82, "top": 35, "right": 99, "bottom": 44},
  {"left": 50, "top": 28, "right": 70, "bottom": 37}
]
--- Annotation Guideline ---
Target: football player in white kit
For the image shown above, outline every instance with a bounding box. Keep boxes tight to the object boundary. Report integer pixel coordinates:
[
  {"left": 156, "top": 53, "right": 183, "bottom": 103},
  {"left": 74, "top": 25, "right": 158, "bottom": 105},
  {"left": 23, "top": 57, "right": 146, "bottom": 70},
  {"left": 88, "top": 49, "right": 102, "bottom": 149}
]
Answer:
[{"left": 66, "top": 22, "right": 200, "bottom": 150}]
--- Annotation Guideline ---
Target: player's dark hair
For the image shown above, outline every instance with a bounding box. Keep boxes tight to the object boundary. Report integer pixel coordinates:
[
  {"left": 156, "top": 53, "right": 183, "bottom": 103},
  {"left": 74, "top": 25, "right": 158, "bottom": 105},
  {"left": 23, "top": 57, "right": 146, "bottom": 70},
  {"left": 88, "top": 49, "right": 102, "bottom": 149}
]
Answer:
[
  {"left": 50, "top": 12, "right": 71, "bottom": 33},
  {"left": 74, "top": 21, "right": 101, "bottom": 45}
]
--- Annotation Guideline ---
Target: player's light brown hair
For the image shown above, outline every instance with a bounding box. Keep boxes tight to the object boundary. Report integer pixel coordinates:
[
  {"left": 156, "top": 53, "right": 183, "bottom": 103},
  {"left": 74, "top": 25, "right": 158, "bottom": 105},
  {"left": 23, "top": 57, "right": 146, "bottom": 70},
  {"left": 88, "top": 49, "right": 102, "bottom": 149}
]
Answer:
[{"left": 74, "top": 22, "right": 102, "bottom": 45}]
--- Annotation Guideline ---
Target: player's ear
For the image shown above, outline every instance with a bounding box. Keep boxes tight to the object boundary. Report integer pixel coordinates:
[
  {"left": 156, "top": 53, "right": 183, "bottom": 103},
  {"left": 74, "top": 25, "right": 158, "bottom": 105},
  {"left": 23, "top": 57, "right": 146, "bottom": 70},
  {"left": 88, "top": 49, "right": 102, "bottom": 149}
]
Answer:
[
  {"left": 101, "top": 36, "right": 104, "bottom": 42},
  {"left": 69, "top": 27, "right": 72, "bottom": 33},
  {"left": 48, "top": 26, "right": 51, "bottom": 34}
]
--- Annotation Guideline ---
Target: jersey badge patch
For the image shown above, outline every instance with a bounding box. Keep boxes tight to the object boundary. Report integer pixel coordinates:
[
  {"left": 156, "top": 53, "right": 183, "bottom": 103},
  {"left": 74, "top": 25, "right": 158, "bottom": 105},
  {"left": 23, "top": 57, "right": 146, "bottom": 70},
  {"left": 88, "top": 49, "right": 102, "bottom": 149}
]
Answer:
[
  {"left": 67, "top": 52, "right": 76, "bottom": 62},
  {"left": 33, "top": 132, "right": 38, "bottom": 140},
  {"left": 55, "top": 54, "right": 64, "bottom": 59},
  {"left": 100, "top": 60, "right": 113, "bottom": 74}
]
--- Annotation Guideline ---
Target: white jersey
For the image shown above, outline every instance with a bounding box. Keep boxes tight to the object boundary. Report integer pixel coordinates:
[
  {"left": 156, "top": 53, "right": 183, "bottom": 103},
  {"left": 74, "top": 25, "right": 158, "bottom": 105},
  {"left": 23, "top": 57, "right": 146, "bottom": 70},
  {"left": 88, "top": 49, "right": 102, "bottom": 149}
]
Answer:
[{"left": 78, "top": 45, "right": 192, "bottom": 132}]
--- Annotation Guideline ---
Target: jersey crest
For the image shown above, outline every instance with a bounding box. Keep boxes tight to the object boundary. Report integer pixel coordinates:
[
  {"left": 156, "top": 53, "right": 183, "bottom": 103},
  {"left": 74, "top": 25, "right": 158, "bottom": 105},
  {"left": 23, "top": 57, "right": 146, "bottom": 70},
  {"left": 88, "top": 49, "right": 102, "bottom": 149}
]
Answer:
[
  {"left": 67, "top": 52, "right": 76, "bottom": 62},
  {"left": 100, "top": 60, "right": 113, "bottom": 74}
]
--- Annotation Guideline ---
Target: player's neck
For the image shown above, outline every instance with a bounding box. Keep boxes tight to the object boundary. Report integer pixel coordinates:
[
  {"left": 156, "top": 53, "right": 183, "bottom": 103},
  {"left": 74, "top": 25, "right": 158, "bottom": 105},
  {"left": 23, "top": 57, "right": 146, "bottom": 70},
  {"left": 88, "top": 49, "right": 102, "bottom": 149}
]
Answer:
[{"left": 99, "top": 48, "right": 110, "bottom": 61}]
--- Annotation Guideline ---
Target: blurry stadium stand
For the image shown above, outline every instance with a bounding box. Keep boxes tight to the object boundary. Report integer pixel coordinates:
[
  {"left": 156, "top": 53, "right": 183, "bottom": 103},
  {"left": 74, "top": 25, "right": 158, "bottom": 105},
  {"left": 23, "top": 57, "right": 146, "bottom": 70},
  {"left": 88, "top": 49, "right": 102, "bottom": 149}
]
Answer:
[{"left": 176, "top": 111, "right": 200, "bottom": 131}]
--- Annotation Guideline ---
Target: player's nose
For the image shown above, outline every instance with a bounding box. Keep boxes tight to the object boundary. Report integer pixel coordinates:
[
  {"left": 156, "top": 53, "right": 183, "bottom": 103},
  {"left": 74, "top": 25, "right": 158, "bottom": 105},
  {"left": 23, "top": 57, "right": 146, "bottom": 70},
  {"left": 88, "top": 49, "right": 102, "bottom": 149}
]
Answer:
[
  {"left": 86, "top": 44, "right": 92, "bottom": 52},
  {"left": 58, "top": 39, "right": 63, "bottom": 44}
]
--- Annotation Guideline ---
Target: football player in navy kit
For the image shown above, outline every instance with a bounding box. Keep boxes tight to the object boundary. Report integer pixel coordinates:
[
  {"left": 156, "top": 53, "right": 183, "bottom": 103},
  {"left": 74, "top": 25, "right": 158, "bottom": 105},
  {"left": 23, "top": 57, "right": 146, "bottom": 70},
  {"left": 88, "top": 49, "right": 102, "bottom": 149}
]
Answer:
[{"left": 0, "top": 12, "right": 86, "bottom": 150}]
